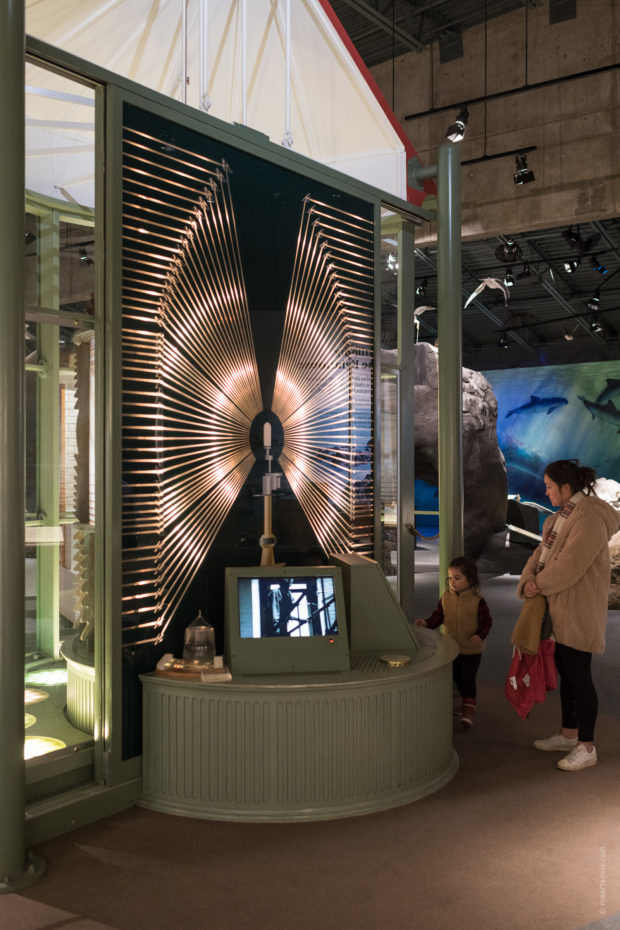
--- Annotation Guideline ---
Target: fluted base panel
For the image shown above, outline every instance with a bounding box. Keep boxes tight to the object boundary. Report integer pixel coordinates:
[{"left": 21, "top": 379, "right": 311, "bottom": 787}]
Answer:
[{"left": 139, "top": 631, "right": 458, "bottom": 822}]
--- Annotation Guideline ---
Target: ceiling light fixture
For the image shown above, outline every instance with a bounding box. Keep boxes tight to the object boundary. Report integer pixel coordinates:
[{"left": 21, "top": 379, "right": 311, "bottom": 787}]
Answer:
[
  {"left": 445, "top": 106, "right": 469, "bottom": 143},
  {"left": 498, "top": 332, "right": 509, "bottom": 348},
  {"left": 514, "top": 152, "right": 535, "bottom": 185},
  {"left": 503, "top": 268, "right": 515, "bottom": 287},
  {"left": 415, "top": 278, "right": 428, "bottom": 297},
  {"left": 562, "top": 226, "right": 599, "bottom": 255},
  {"left": 590, "top": 316, "right": 603, "bottom": 334},
  {"left": 563, "top": 259, "right": 580, "bottom": 273},
  {"left": 586, "top": 291, "right": 600, "bottom": 312},
  {"left": 495, "top": 237, "right": 522, "bottom": 263},
  {"left": 517, "top": 262, "right": 532, "bottom": 279},
  {"left": 25, "top": 231, "right": 36, "bottom": 246},
  {"left": 79, "top": 248, "right": 94, "bottom": 266},
  {"left": 591, "top": 255, "right": 608, "bottom": 275}
]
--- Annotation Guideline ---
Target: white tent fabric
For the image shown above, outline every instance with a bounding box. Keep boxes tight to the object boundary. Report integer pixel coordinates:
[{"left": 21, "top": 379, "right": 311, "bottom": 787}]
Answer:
[{"left": 26, "top": 0, "right": 425, "bottom": 210}]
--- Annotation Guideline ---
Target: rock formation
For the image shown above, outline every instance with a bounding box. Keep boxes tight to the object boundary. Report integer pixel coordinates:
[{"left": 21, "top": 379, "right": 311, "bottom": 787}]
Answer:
[{"left": 412, "top": 342, "right": 507, "bottom": 557}]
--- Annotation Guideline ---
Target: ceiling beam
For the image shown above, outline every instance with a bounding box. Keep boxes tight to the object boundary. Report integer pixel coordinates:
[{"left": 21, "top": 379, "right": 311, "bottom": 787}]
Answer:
[{"left": 338, "top": 0, "right": 425, "bottom": 52}]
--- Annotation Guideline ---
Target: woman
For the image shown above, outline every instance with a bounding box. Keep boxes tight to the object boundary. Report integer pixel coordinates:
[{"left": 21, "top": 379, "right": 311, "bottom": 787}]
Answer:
[{"left": 518, "top": 459, "right": 620, "bottom": 771}]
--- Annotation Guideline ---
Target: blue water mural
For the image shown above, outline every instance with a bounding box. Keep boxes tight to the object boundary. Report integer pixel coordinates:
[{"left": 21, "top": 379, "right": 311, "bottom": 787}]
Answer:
[{"left": 482, "top": 360, "right": 620, "bottom": 506}]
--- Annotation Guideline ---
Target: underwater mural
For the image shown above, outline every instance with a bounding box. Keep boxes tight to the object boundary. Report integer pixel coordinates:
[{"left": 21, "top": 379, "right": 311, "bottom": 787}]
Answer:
[{"left": 483, "top": 361, "right": 620, "bottom": 507}]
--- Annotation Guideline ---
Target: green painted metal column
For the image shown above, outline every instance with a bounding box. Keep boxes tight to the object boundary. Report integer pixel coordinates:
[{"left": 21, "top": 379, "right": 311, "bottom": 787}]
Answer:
[
  {"left": 0, "top": 0, "right": 45, "bottom": 890},
  {"left": 436, "top": 143, "right": 464, "bottom": 587},
  {"left": 396, "top": 218, "right": 417, "bottom": 620}
]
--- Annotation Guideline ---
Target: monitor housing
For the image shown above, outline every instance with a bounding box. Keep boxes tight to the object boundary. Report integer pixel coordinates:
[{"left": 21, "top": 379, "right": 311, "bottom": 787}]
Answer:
[{"left": 224, "top": 565, "right": 351, "bottom": 675}]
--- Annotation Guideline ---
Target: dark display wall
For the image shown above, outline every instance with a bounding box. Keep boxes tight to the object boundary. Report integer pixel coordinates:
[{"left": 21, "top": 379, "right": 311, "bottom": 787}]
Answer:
[{"left": 120, "top": 104, "right": 375, "bottom": 663}]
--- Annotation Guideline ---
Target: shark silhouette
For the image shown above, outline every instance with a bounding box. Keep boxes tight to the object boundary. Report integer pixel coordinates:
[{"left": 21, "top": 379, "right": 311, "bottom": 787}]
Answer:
[
  {"left": 579, "top": 395, "right": 620, "bottom": 432},
  {"left": 505, "top": 394, "right": 568, "bottom": 418},
  {"left": 595, "top": 378, "right": 620, "bottom": 405}
]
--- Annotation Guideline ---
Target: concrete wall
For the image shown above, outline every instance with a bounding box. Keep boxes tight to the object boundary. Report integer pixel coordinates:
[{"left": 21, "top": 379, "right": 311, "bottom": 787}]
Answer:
[{"left": 370, "top": 0, "right": 620, "bottom": 245}]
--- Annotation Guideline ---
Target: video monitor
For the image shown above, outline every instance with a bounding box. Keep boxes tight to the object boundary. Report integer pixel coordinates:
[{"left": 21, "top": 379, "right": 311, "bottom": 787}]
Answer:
[{"left": 225, "top": 566, "right": 350, "bottom": 675}]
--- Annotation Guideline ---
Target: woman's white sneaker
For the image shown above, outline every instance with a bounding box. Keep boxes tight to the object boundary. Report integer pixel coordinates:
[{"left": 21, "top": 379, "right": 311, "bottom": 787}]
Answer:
[
  {"left": 557, "top": 745, "right": 597, "bottom": 771},
  {"left": 533, "top": 732, "right": 578, "bottom": 752}
]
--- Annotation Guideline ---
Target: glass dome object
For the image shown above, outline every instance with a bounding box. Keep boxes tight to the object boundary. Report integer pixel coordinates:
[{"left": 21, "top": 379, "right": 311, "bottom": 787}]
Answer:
[{"left": 182, "top": 609, "right": 215, "bottom": 667}]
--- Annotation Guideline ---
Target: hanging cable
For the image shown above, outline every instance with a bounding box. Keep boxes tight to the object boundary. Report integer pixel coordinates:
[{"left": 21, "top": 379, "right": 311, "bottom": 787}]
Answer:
[
  {"left": 282, "top": 0, "right": 294, "bottom": 147},
  {"left": 199, "top": 0, "right": 212, "bottom": 112},
  {"left": 242, "top": 0, "right": 247, "bottom": 124},
  {"left": 182, "top": 0, "right": 188, "bottom": 105}
]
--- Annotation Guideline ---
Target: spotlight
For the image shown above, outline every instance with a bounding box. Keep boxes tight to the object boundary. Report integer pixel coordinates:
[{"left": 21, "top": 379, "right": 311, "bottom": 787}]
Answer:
[
  {"left": 25, "top": 231, "right": 36, "bottom": 246},
  {"left": 495, "top": 238, "right": 522, "bottom": 263},
  {"left": 415, "top": 278, "right": 428, "bottom": 297},
  {"left": 498, "top": 332, "right": 509, "bottom": 348},
  {"left": 514, "top": 152, "right": 535, "bottom": 185},
  {"left": 503, "top": 268, "right": 515, "bottom": 287},
  {"left": 590, "top": 316, "right": 603, "bottom": 334},
  {"left": 517, "top": 262, "right": 532, "bottom": 279},
  {"left": 563, "top": 226, "right": 599, "bottom": 255},
  {"left": 79, "top": 248, "right": 94, "bottom": 266},
  {"left": 562, "top": 227, "right": 583, "bottom": 252},
  {"left": 591, "top": 255, "right": 607, "bottom": 275},
  {"left": 586, "top": 291, "right": 600, "bottom": 312},
  {"left": 445, "top": 106, "right": 469, "bottom": 143},
  {"left": 563, "top": 259, "right": 579, "bottom": 273}
]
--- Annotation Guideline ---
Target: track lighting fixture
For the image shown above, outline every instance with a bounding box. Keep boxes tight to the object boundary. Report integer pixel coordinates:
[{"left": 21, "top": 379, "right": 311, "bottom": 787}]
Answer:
[
  {"left": 586, "top": 291, "right": 600, "bottom": 313},
  {"left": 498, "top": 332, "right": 509, "bottom": 348},
  {"left": 415, "top": 278, "right": 428, "bottom": 297},
  {"left": 25, "top": 231, "right": 36, "bottom": 246},
  {"left": 590, "top": 316, "right": 603, "bottom": 334},
  {"left": 514, "top": 152, "right": 535, "bottom": 185},
  {"left": 591, "top": 255, "right": 607, "bottom": 275},
  {"left": 563, "top": 259, "right": 579, "bottom": 273},
  {"left": 503, "top": 268, "right": 515, "bottom": 287},
  {"left": 445, "top": 106, "right": 469, "bottom": 143},
  {"left": 562, "top": 226, "right": 599, "bottom": 256},
  {"left": 79, "top": 248, "right": 94, "bottom": 266},
  {"left": 494, "top": 238, "right": 522, "bottom": 264}
]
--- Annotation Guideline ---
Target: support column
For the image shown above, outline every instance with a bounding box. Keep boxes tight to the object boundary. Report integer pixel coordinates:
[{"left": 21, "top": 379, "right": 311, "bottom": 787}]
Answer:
[
  {"left": 0, "top": 0, "right": 45, "bottom": 890},
  {"left": 436, "top": 143, "right": 464, "bottom": 588},
  {"left": 396, "top": 218, "right": 416, "bottom": 620}
]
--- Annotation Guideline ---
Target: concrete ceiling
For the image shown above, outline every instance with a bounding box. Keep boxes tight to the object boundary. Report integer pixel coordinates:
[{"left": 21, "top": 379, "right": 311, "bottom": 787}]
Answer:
[
  {"left": 329, "top": 0, "right": 527, "bottom": 67},
  {"left": 332, "top": 0, "right": 620, "bottom": 372}
]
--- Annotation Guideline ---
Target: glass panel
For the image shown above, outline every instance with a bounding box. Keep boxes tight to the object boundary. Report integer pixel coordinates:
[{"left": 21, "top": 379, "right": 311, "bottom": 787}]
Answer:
[
  {"left": 25, "top": 321, "right": 96, "bottom": 760},
  {"left": 25, "top": 63, "right": 96, "bottom": 764},
  {"left": 380, "top": 209, "right": 399, "bottom": 582}
]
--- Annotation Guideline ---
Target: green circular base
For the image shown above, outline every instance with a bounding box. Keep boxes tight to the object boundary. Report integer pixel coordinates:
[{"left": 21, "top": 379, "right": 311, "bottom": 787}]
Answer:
[{"left": 139, "top": 630, "right": 459, "bottom": 822}]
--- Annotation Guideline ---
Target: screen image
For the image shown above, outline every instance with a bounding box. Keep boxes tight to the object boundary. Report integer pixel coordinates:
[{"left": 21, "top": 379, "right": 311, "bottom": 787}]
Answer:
[{"left": 239, "top": 576, "right": 338, "bottom": 639}]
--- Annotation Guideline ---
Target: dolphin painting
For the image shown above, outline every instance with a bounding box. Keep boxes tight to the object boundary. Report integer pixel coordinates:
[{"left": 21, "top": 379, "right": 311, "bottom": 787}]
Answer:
[
  {"left": 505, "top": 394, "right": 569, "bottom": 418},
  {"left": 578, "top": 395, "right": 620, "bottom": 432},
  {"left": 594, "top": 378, "right": 620, "bottom": 405}
]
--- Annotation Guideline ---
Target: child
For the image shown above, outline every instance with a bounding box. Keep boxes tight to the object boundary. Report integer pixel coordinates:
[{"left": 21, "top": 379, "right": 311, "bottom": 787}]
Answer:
[{"left": 415, "top": 556, "right": 492, "bottom": 728}]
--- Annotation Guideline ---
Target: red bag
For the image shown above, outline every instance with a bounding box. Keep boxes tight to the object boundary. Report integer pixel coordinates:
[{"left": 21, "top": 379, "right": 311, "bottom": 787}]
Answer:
[{"left": 504, "top": 639, "right": 557, "bottom": 719}]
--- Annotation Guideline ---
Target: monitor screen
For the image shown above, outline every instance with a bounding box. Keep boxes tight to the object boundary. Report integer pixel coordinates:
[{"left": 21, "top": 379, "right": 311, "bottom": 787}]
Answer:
[
  {"left": 224, "top": 565, "right": 350, "bottom": 675},
  {"left": 238, "top": 575, "right": 338, "bottom": 639}
]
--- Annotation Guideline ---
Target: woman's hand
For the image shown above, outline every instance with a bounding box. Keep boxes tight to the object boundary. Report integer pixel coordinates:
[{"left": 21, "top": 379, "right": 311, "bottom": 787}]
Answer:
[
  {"left": 523, "top": 580, "right": 540, "bottom": 598},
  {"left": 415, "top": 619, "right": 428, "bottom": 627}
]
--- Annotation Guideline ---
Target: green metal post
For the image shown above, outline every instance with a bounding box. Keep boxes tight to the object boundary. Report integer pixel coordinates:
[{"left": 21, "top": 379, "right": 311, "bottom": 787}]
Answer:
[
  {"left": 0, "top": 0, "right": 45, "bottom": 890},
  {"left": 437, "top": 143, "right": 464, "bottom": 590},
  {"left": 396, "top": 218, "right": 416, "bottom": 619}
]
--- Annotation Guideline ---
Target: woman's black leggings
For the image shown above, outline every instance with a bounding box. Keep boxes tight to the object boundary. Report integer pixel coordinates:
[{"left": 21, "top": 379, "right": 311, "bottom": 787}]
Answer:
[
  {"left": 452, "top": 653, "right": 481, "bottom": 700},
  {"left": 554, "top": 642, "right": 598, "bottom": 743}
]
